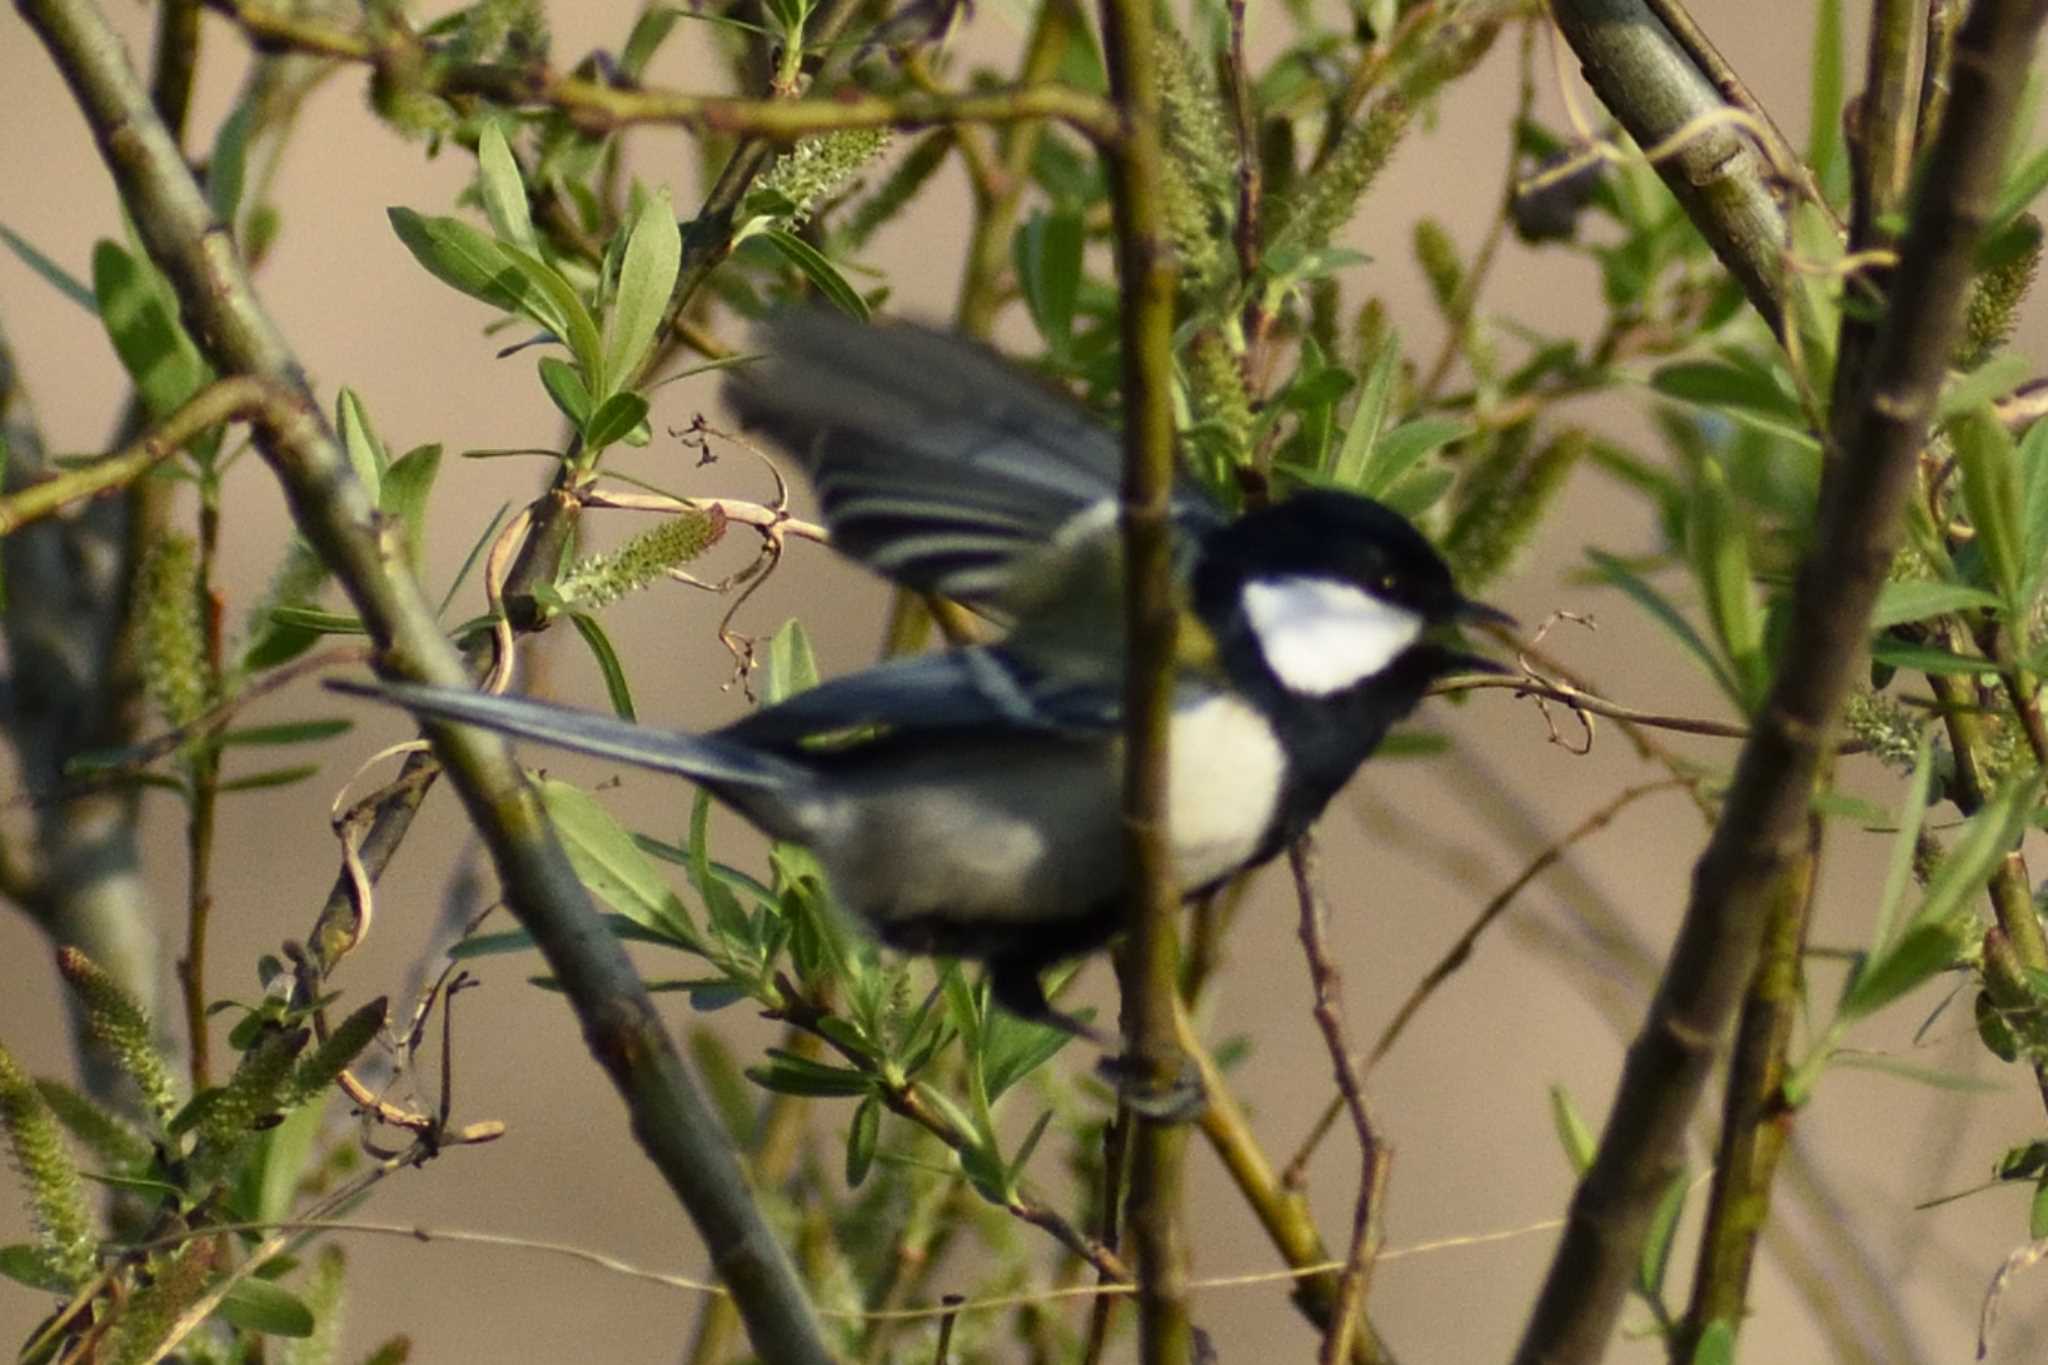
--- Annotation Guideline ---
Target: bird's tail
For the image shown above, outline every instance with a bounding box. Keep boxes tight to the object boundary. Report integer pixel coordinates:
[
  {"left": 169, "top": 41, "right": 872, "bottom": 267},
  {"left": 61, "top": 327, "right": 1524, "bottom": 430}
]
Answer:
[{"left": 329, "top": 679, "right": 814, "bottom": 807}]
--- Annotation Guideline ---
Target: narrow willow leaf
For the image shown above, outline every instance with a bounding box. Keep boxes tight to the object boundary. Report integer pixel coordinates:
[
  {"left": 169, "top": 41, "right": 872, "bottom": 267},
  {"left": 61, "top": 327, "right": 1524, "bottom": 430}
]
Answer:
[
  {"left": 498, "top": 241, "right": 604, "bottom": 386},
  {"left": 386, "top": 208, "right": 525, "bottom": 315},
  {"left": 1549, "top": 1083, "right": 1595, "bottom": 1176},
  {"left": 603, "top": 188, "right": 680, "bottom": 396},
  {"left": 475, "top": 122, "right": 538, "bottom": 252},
  {"left": 1868, "top": 638, "right": 2001, "bottom": 674},
  {"left": 0, "top": 223, "right": 94, "bottom": 310},
  {"left": 760, "top": 227, "right": 869, "bottom": 320},
  {"left": 1691, "top": 1319, "right": 1736, "bottom": 1365},
  {"left": 1332, "top": 331, "right": 1398, "bottom": 488},
  {"left": 335, "top": 388, "right": 385, "bottom": 504},
  {"left": 93, "top": 241, "right": 209, "bottom": 419},
  {"left": 1587, "top": 549, "right": 1744, "bottom": 705},
  {"left": 538, "top": 778, "right": 697, "bottom": 945},
  {"left": 1638, "top": 1168, "right": 1690, "bottom": 1298},
  {"left": 763, "top": 618, "right": 818, "bottom": 706},
  {"left": 2019, "top": 415, "right": 2048, "bottom": 604},
  {"left": 214, "top": 1277, "right": 316, "bottom": 1337},
  {"left": 1015, "top": 210, "right": 1082, "bottom": 353},
  {"left": 381, "top": 443, "right": 441, "bottom": 574},
  {"left": 582, "top": 391, "right": 649, "bottom": 453},
  {"left": 1687, "top": 457, "right": 1767, "bottom": 709},
  {"left": 219, "top": 719, "right": 352, "bottom": 747},
  {"left": 1806, "top": 0, "right": 1846, "bottom": 202},
  {"left": 1907, "top": 776, "right": 2040, "bottom": 936},
  {"left": 217, "top": 764, "right": 320, "bottom": 793},
  {"left": 266, "top": 606, "right": 366, "bottom": 635},
  {"left": 1993, "top": 141, "right": 2048, "bottom": 229},
  {"left": 1358, "top": 417, "right": 1466, "bottom": 498},
  {"left": 538, "top": 356, "right": 592, "bottom": 430},
  {"left": 1839, "top": 920, "right": 1969, "bottom": 1020},
  {"left": 1869, "top": 581, "right": 2000, "bottom": 629},
  {"left": 620, "top": 4, "right": 684, "bottom": 79},
  {"left": 846, "top": 1095, "right": 880, "bottom": 1187},
  {"left": 1871, "top": 731, "right": 1937, "bottom": 956},
  {"left": 1950, "top": 403, "right": 2026, "bottom": 607},
  {"left": 569, "top": 612, "right": 636, "bottom": 720},
  {"left": 1649, "top": 360, "right": 1802, "bottom": 418},
  {"left": 207, "top": 103, "right": 252, "bottom": 225}
]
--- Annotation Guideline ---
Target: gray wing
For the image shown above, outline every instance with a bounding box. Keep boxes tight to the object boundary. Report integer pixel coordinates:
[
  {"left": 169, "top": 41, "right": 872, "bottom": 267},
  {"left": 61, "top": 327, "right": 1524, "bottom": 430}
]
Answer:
[
  {"left": 725, "top": 312, "right": 1226, "bottom": 607},
  {"left": 721, "top": 647, "right": 1124, "bottom": 750}
]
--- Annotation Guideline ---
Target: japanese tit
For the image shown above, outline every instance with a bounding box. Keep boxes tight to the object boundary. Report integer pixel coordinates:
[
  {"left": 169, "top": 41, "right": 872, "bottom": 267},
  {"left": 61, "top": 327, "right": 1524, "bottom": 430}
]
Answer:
[{"left": 338, "top": 314, "right": 1509, "bottom": 1040}]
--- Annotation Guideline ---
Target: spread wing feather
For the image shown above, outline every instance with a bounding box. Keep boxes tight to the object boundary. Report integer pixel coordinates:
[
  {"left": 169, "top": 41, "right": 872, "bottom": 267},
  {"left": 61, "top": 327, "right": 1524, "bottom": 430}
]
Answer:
[{"left": 726, "top": 312, "right": 1225, "bottom": 607}]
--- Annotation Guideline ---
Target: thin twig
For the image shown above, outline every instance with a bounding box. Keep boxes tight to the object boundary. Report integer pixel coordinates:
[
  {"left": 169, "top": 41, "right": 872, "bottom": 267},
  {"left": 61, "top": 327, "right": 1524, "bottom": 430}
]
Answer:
[{"left": 1289, "top": 838, "right": 1390, "bottom": 1365}]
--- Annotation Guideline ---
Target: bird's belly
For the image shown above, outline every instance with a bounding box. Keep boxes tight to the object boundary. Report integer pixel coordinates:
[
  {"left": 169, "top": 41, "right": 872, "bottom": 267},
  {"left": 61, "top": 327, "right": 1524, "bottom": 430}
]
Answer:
[{"left": 811, "top": 694, "right": 1286, "bottom": 934}]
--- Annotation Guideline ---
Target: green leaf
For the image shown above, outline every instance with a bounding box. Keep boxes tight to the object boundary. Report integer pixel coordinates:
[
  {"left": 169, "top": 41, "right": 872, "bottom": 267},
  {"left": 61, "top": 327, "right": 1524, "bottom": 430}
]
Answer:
[
  {"left": 602, "top": 189, "right": 680, "bottom": 395},
  {"left": 387, "top": 207, "right": 526, "bottom": 315},
  {"left": 475, "top": 122, "right": 538, "bottom": 252},
  {"left": 746, "top": 1051, "right": 872, "bottom": 1097},
  {"left": 763, "top": 619, "right": 819, "bottom": 706},
  {"left": 1549, "top": 1083, "right": 1595, "bottom": 1176},
  {"left": 218, "top": 764, "right": 320, "bottom": 793},
  {"left": 569, "top": 612, "right": 636, "bottom": 720},
  {"left": 1806, "top": 0, "right": 1846, "bottom": 203},
  {"left": 1332, "top": 332, "right": 1398, "bottom": 488},
  {"left": 0, "top": 223, "right": 94, "bottom": 310},
  {"left": 498, "top": 241, "right": 605, "bottom": 386},
  {"left": 1872, "top": 731, "right": 1938, "bottom": 957},
  {"left": 1949, "top": 404, "right": 2026, "bottom": 606},
  {"left": 1828, "top": 1051, "right": 2004, "bottom": 1092},
  {"left": 266, "top": 605, "right": 366, "bottom": 635},
  {"left": 1637, "top": 1168, "right": 1689, "bottom": 1299},
  {"left": 1687, "top": 457, "right": 1767, "bottom": 709},
  {"left": 620, "top": 5, "right": 685, "bottom": 80},
  {"left": 1867, "top": 638, "right": 2001, "bottom": 674},
  {"left": 1015, "top": 210, "right": 1083, "bottom": 353},
  {"left": 760, "top": 227, "right": 869, "bottom": 321},
  {"left": 336, "top": 388, "right": 386, "bottom": 504},
  {"left": 1357, "top": 418, "right": 1466, "bottom": 498},
  {"left": 0, "top": 1244, "right": 74, "bottom": 1293},
  {"left": 582, "top": 391, "right": 650, "bottom": 453},
  {"left": 93, "top": 240, "right": 210, "bottom": 419},
  {"left": 2032, "top": 1175, "right": 2048, "bottom": 1240},
  {"left": 1690, "top": 1318, "right": 1736, "bottom": 1365},
  {"left": 1649, "top": 360, "right": 1802, "bottom": 418},
  {"left": 1869, "top": 581, "right": 2001, "bottom": 629},
  {"left": 208, "top": 103, "right": 253, "bottom": 226},
  {"left": 846, "top": 1095, "right": 880, "bottom": 1187},
  {"left": 1587, "top": 549, "right": 1743, "bottom": 705},
  {"left": 1994, "top": 141, "right": 2048, "bottom": 230},
  {"left": 381, "top": 443, "right": 441, "bottom": 574},
  {"left": 1906, "top": 777, "right": 2040, "bottom": 938},
  {"left": 539, "top": 356, "right": 593, "bottom": 430},
  {"left": 220, "top": 719, "right": 352, "bottom": 747},
  {"left": 213, "top": 1276, "right": 315, "bottom": 1337},
  {"left": 538, "top": 778, "right": 698, "bottom": 945}
]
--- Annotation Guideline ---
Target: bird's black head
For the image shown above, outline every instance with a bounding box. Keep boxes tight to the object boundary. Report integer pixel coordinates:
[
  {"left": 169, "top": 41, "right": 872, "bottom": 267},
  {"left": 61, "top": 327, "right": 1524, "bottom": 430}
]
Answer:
[{"left": 1193, "top": 489, "right": 1499, "bottom": 702}]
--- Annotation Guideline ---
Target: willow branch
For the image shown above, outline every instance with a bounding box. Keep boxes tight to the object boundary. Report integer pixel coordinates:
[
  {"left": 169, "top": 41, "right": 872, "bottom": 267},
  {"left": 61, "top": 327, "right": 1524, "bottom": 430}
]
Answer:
[
  {"left": 17, "top": 2, "right": 834, "bottom": 1358},
  {"left": 1513, "top": 3, "right": 2048, "bottom": 1360},
  {"left": 205, "top": 2, "right": 1119, "bottom": 144},
  {"left": 1549, "top": 0, "right": 1794, "bottom": 333},
  {"left": 1097, "top": 0, "right": 1191, "bottom": 1355},
  {"left": 0, "top": 375, "right": 286, "bottom": 534}
]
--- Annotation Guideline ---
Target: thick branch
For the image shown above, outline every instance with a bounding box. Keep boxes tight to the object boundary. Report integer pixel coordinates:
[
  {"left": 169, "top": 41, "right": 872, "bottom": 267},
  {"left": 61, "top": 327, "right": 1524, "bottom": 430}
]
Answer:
[
  {"left": 1513, "top": 3, "right": 2048, "bottom": 1361},
  {"left": 1549, "top": 0, "right": 1794, "bottom": 331},
  {"left": 17, "top": 2, "right": 833, "bottom": 1358}
]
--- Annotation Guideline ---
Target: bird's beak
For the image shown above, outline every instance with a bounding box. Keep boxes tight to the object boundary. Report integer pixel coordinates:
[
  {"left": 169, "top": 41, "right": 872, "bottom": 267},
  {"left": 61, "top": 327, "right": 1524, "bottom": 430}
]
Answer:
[{"left": 1431, "top": 597, "right": 1519, "bottom": 677}]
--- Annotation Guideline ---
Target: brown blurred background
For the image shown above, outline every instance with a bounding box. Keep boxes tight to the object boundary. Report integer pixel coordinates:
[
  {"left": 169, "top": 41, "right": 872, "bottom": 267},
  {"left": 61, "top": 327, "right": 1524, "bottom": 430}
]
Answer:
[{"left": 4, "top": 3, "right": 2047, "bottom": 1361}]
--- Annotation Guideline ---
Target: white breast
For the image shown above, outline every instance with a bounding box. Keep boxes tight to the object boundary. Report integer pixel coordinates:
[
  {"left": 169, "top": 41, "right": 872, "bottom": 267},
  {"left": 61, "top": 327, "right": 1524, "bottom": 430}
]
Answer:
[
  {"left": 1241, "top": 575, "right": 1424, "bottom": 696},
  {"left": 1164, "top": 692, "right": 1287, "bottom": 888}
]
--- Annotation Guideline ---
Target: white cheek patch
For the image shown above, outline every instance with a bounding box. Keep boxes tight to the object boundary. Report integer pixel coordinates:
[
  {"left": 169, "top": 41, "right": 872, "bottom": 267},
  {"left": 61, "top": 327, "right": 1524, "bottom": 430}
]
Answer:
[{"left": 1242, "top": 575, "right": 1425, "bottom": 695}]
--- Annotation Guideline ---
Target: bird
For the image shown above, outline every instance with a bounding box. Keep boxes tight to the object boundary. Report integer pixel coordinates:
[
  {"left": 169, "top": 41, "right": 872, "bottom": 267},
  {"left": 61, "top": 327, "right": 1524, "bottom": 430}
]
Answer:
[{"left": 335, "top": 313, "right": 1510, "bottom": 1044}]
